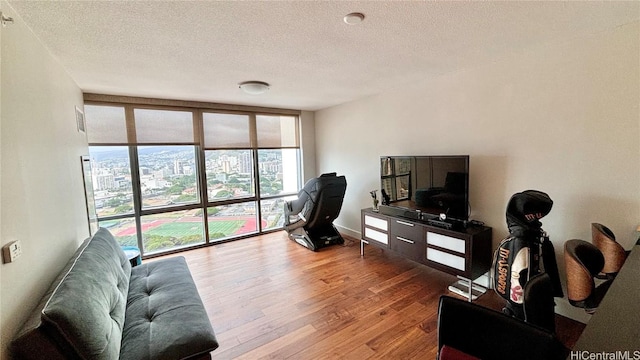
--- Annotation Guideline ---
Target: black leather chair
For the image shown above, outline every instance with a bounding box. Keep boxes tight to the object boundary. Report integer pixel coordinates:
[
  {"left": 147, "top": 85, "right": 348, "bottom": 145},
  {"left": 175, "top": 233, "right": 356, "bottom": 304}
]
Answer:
[
  {"left": 437, "top": 296, "right": 568, "bottom": 360},
  {"left": 284, "top": 173, "right": 347, "bottom": 251},
  {"left": 522, "top": 272, "right": 557, "bottom": 333}
]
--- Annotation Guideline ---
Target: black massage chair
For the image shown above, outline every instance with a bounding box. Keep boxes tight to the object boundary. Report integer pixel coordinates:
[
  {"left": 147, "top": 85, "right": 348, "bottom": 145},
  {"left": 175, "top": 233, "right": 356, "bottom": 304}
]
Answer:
[{"left": 283, "top": 173, "right": 347, "bottom": 251}]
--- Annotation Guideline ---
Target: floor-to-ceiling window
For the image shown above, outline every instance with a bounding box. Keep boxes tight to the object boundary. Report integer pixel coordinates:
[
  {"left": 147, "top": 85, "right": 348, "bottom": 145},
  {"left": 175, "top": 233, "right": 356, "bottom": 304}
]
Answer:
[{"left": 84, "top": 97, "right": 301, "bottom": 256}]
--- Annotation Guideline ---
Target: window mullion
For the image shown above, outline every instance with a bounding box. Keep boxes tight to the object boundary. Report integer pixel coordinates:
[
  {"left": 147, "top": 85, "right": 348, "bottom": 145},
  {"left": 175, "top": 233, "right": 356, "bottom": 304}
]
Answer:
[
  {"left": 194, "top": 109, "right": 210, "bottom": 244},
  {"left": 128, "top": 145, "right": 144, "bottom": 255},
  {"left": 249, "top": 114, "right": 263, "bottom": 232},
  {"left": 125, "top": 104, "right": 145, "bottom": 254}
]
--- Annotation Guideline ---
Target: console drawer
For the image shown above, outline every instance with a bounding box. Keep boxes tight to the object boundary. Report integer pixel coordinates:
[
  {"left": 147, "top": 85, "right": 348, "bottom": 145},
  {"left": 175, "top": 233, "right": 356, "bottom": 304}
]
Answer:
[
  {"left": 427, "top": 247, "right": 466, "bottom": 272},
  {"left": 364, "top": 227, "right": 388, "bottom": 245},
  {"left": 392, "top": 234, "right": 424, "bottom": 262},
  {"left": 390, "top": 219, "right": 422, "bottom": 239},
  {"left": 426, "top": 232, "right": 466, "bottom": 254},
  {"left": 364, "top": 214, "right": 388, "bottom": 232}
]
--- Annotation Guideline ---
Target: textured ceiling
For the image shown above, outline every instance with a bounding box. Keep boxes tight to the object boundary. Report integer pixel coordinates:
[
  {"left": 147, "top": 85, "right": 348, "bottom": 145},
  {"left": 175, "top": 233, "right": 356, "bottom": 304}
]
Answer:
[{"left": 7, "top": 1, "right": 640, "bottom": 111}]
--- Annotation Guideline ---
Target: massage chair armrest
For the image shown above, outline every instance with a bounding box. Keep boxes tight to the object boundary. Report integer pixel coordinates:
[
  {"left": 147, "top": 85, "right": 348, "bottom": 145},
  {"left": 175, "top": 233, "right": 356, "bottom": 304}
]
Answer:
[
  {"left": 284, "top": 191, "right": 313, "bottom": 228},
  {"left": 285, "top": 196, "right": 305, "bottom": 216}
]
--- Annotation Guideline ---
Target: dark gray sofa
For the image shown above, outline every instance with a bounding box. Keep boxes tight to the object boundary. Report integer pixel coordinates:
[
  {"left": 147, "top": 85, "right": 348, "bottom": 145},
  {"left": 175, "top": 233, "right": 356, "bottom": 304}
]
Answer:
[{"left": 11, "top": 228, "right": 218, "bottom": 359}]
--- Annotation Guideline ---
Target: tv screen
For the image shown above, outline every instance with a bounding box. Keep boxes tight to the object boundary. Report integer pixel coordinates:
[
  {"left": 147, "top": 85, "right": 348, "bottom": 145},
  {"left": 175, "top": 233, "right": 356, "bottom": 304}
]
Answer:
[{"left": 380, "top": 155, "right": 469, "bottom": 221}]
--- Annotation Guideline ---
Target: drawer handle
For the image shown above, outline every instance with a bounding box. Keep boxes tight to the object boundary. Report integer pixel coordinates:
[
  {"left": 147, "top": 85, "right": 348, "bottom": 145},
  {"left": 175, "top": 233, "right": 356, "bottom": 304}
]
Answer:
[
  {"left": 396, "top": 220, "right": 414, "bottom": 227},
  {"left": 397, "top": 236, "right": 415, "bottom": 244}
]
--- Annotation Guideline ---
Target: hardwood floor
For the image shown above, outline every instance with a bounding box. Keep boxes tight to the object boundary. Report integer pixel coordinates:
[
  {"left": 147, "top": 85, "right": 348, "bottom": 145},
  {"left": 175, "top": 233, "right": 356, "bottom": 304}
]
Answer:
[{"left": 154, "top": 232, "right": 585, "bottom": 359}]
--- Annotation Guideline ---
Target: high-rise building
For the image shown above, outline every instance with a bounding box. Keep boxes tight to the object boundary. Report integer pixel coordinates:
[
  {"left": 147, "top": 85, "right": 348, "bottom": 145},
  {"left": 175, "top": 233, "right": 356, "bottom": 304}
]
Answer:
[
  {"left": 239, "top": 152, "right": 251, "bottom": 174},
  {"left": 95, "top": 173, "right": 115, "bottom": 191},
  {"left": 173, "top": 159, "right": 183, "bottom": 175},
  {"left": 222, "top": 160, "right": 231, "bottom": 174}
]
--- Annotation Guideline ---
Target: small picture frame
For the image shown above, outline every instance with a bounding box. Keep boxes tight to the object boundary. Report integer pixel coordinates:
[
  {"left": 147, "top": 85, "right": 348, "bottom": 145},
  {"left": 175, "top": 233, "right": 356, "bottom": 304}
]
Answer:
[{"left": 75, "top": 106, "right": 85, "bottom": 133}]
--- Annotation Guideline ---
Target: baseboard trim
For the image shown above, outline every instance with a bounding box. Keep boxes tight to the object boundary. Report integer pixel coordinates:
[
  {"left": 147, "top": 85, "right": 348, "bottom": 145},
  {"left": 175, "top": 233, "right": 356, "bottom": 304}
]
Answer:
[{"left": 335, "top": 224, "right": 360, "bottom": 240}]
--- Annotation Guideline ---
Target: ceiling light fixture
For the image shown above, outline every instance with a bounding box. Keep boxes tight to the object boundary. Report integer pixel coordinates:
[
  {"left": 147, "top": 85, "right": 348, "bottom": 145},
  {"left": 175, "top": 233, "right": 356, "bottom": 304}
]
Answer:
[
  {"left": 239, "top": 81, "right": 270, "bottom": 95},
  {"left": 343, "top": 12, "right": 365, "bottom": 25}
]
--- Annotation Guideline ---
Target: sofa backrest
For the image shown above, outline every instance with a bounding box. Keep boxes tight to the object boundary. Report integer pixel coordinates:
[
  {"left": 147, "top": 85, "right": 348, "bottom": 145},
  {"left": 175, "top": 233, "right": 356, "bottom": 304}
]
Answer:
[{"left": 12, "top": 228, "right": 132, "bottom": 360}]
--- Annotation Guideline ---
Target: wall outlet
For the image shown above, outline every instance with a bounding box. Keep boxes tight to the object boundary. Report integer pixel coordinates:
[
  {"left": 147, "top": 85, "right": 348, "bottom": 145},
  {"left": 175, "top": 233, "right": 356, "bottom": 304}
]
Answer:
[{"left": 2, "top": 240, "right": 22, "bottom": 263}]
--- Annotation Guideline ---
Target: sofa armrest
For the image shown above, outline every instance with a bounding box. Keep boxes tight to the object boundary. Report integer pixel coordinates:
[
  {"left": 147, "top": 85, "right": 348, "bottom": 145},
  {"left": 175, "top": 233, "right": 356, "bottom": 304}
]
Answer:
[{"left": 437, "top": 296, "right": 567, "bottom": 360}]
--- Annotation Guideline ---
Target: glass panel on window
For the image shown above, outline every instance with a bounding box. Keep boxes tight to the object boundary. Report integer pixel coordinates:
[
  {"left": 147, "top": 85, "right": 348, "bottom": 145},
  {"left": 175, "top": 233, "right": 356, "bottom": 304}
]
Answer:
[
  {"left": 85, "top": 105, "right": 128, "bottom": 144},
  {"left": 256, "top": 115, "right": 298, "bottom": 148},
  {"left": 134, "top": 109, "right": 194, "bottom": 144},
  {"left": 85, "top": 100, "right": 304, "bottom": 256},
  {"left": 260, "top": 196, "right": 296, "bottom": 231},
  {"left": 138, "top": 145, "right": 200, "bottom": 209},
  {"left": 141, "top": 209, "right": 204, "bottom": 253},
  {"left": 203, "top": 113, "right": 251, "bottom": 148},
  {"left": 99, "top": 217, "right": 137, "bottom": 247},
  {"left": 205, "top": 150, "right": 255, "bottom": 201},
  {"left": 208, "top": 202, "right": 258, "bottom": 242},
  {"left": 89, "top": 146, "right": 134, "bottom": 218},
  {"left": 258, "top": 149, "right": 300, "bottom": 196}
]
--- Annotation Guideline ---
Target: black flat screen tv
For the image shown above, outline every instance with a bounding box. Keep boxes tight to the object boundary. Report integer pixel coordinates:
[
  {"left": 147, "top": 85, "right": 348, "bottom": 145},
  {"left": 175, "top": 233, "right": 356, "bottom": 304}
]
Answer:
[{"left": 380, "top": 155, "right": 469, "bottom": 221}]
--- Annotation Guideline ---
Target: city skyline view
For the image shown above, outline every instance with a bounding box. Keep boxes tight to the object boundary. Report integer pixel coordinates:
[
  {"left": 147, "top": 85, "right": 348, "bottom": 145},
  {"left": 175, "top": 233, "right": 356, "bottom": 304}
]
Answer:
[{"left": 89, "top": 145, "right": 299, "bottom": 253}]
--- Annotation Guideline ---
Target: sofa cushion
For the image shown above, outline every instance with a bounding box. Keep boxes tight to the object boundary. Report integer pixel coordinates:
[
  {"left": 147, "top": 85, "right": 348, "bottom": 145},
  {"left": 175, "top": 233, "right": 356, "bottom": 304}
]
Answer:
[
  {"left": 120, "top": 256, "right": 218, "bottom": 360},
  {"left": 40, "top": 228, "right": 131, "bottom": 359}
]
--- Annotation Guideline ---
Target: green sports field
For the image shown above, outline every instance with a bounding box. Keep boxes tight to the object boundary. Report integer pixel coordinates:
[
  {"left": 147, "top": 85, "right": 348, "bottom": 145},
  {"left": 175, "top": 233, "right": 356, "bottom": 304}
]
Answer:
[
  {"left": 146, "top": 221, "right": 245, "bottom": 238},
  {"left": 208, "top": 220, "right": 245, "bottom": 236}
]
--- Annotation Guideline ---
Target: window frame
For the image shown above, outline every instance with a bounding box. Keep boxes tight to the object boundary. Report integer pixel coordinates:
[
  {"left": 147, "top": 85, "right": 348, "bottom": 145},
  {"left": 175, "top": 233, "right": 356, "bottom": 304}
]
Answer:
[{"left": 85, "top": 96, "right": 301, "bottom": 257}]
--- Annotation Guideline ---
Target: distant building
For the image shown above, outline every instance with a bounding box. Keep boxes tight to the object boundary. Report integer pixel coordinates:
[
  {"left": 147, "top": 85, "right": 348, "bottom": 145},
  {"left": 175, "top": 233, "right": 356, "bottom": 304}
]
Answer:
[
  {"left": 173, "top": 159, "right": 183, "bottom": 175},
  {"left": 239, "top": 152, "right": 252, "bottom": 174},
  {"left": 94, "top": 173, "right": 115, "bottom": 191},
  {"left": 222, "top": 160, "right": 231, "bottom": 174}
]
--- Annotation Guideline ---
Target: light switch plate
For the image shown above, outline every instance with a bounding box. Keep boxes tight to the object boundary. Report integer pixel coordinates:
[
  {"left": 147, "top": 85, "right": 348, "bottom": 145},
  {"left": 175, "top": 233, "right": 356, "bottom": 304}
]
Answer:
[{"left": 2, "top": 240, "right": 22, "bottom": 263}]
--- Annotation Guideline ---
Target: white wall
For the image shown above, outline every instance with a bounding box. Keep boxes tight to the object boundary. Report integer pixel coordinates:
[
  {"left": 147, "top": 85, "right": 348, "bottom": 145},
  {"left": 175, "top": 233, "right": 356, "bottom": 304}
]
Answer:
[
  {"left": 315, "top": 22, "right": 640, "bottom": 321},
  {"left": 0, "top": 2, "right": 88, "bottom": 358}
]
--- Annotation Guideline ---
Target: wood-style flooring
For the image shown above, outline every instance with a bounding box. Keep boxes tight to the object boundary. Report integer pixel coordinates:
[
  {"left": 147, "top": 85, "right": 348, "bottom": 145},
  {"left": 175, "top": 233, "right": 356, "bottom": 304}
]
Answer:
[{"left": 154, "top": 232, "right": 585, "bottom": 359}]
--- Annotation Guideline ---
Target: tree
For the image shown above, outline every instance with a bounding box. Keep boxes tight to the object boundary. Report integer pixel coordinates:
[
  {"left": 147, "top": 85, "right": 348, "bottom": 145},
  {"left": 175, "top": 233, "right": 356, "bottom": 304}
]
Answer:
[
  {"left": 175, "top": 194, "right": 197, "bottom": 203},
  {"left": 167, "top": 184, "right": 185, "bottom": 195},
  {"left": 236, "top": 183, "right": 249, "bottom": 192},
  {"left": 106, "top": 194, "right": 126, "bottom": 207},
  {"left": 144, "top": 235, "right": 175, "bottom": 252},
  {"left": 214, "top": 190, "right": 231, "bottom": 198},
  {"left": 175, "top": 175, "right": 196, "bottom": 187},
  {"left": 208, "top": 178, "right": 222, "bottom": 186},
  {"left": 273, "top": 180, "right": 283, "bottom": 192},
  {"left": 209, "top": 232, "right": 225, "bottom": 240},
  {"left": 114, "top": 204, "right": 133, "bottom": 214}
]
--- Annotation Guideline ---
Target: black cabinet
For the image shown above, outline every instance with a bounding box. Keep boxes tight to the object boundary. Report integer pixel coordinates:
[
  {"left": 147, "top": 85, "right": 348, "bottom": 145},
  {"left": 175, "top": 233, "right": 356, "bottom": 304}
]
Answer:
[{"left": 360, "top": 208, "right": 492, "bottom": 299}]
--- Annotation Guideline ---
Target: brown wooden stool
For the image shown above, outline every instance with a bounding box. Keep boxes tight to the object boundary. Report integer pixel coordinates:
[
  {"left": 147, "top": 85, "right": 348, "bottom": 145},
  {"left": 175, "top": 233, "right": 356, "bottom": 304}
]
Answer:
[
  {"left": 591, "top": 223, "right": 628, "bottom": 279},
  {"left": 564, "top": 239, "right": 612, "bottom": 314}
]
